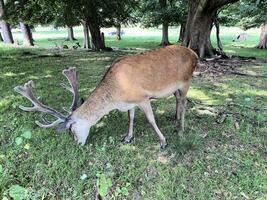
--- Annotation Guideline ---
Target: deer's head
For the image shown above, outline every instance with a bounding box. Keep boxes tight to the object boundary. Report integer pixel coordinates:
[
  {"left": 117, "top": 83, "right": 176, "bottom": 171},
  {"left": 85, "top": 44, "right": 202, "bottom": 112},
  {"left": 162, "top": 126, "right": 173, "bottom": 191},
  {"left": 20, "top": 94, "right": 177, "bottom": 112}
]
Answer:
[{"left": 14, "top": 68, "right": 90, "bottom": 145}]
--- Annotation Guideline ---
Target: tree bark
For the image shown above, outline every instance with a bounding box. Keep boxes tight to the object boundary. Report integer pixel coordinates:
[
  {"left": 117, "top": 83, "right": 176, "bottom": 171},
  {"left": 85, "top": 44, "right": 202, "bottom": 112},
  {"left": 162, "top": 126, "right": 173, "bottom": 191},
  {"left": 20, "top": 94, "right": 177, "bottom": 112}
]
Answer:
[
  {"left": 256, "top": 22, "right": 267, "bottom": 49},
  {"left": 214, "top": 17, "right": 223, "bottom": 51},
  {"left": 159, "top": 0, "right": 170, "bottom": 46},
  {"left": 182, "top": 0, "right": 238, "bottom": 58},
  {"left": 178, "top": 23, "right": 185, "bottom": 43},
  {"left": 87, "top": 20, "right": 106, "bottom": 51},
  {"left": 101, "top": 32, "right": 105, "bottom": 47},
  {"left": 20, "top": 22, "right": 34, "bottom": 46},
  {"left": 116, "top": 24, "right": 121, "bottom": 40},
  {"left": 0, "top": 0, "right": 14, "bottom": 44},
  {"left": 0, "top": 22, "right": 14, "bottom": 44},
  {"left": 160, "top": 22, "right": 170, "bottom": 46},
  {"left": 0, "top": 30, "right": 3, "bottom": 41},
  {"left": 66, "top": 26, "right": 76, "bottom": 41},
  {"left": 83, "top": 22, "right": 91, "bottom": 49}
]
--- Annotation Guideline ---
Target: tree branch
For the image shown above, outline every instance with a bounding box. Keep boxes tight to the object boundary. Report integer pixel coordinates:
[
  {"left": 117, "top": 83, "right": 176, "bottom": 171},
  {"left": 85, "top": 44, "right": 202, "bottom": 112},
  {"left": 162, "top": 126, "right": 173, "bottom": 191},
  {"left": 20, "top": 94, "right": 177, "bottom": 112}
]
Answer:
[
  {"left": 0, "top": 0, "right": 4, "bottom": 19},
  {"left": 212, "top": 0, "right": 239, "bottom": 10}
]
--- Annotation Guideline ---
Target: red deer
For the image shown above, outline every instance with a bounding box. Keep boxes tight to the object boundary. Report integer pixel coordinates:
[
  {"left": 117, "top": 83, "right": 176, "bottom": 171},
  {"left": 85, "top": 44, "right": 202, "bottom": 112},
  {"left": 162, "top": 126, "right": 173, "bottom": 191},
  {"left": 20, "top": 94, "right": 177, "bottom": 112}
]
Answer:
[{"left": 14, "top": 45, "right": 198, "bottom": 149}]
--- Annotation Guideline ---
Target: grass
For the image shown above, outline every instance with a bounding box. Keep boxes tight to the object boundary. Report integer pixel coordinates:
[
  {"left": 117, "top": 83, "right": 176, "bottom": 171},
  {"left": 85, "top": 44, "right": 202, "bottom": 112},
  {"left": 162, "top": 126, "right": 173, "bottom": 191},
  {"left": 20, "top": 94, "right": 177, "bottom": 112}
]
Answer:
[{"left": 0, "top": 27, "right": 267, "bottom": 199}]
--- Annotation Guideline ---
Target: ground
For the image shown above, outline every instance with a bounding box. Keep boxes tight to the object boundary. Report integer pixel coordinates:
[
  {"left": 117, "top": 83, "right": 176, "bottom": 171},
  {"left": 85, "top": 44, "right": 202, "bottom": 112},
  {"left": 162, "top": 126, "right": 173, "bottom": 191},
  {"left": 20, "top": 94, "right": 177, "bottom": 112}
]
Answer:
[{"left": 0, "top": 27, "right": 266, "bottom": 199}]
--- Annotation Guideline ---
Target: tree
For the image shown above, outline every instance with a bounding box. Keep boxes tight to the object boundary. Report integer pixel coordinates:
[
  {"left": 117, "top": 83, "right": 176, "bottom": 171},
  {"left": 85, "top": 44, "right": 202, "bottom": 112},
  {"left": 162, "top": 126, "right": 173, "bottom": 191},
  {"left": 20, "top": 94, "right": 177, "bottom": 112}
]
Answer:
[
  {"left": 160, "top": 0, "right": 170, "bottom": 45},
  {"left": 19, "top": 22, "right": 33, "bottom": 46},
  {"left": 0, "top": 31, "right": 3, "bottom": 41},
  {"left": 236, "top": 0, "right": 267, "bottom": 49},
  {"left": 257, "top": 22, "right": 267, "bottom": 49},
  {"left": 109, "top": 0, "right": 138, "bottom": 41},
  {"left": 138, "top": 0, "right": 186, "bottom": 46},
  {"left": 4, "top": 0, "right": 54, "bottom": 46},
  {"left": 219, "top": 0, "right": 267, "bottom": 49},
  {"left": 62, "top": 0, "right": 106, "bottom": 51},
  {"left": 67, "top": 26, "right": 76, "bottom": 41},
  {"left": 82, "top": 22, "right": 91, "bottom": 49},
  {"left": 51, "top": 1, "right": 80, "bottom": 41},
  {"left": 0, "top": 0, "right": 14, "bottom": 44},
  {"left": 182, "top": 0, "right": 238, "bottom": 58}
]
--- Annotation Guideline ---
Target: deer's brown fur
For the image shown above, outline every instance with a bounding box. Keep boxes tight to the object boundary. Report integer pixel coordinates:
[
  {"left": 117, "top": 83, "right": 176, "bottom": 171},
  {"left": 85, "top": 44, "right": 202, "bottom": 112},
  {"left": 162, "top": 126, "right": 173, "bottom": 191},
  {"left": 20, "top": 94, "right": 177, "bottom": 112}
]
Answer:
[
  {"left": 71, "top": 45, "right": 198, "bottom": 147},
  {"left": 15, "top": 45, "right": 198, "bottom": 148},
  {"left": 74, "top": 45, "right": 197, "bottom": 115}
]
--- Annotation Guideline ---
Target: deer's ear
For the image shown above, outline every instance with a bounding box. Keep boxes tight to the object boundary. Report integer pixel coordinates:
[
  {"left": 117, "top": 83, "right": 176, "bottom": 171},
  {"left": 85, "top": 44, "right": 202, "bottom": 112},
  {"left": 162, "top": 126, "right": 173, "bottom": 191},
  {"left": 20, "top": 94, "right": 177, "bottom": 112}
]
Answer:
[{"left": 56, "top": 118, "right": 75, "bottom": 133}]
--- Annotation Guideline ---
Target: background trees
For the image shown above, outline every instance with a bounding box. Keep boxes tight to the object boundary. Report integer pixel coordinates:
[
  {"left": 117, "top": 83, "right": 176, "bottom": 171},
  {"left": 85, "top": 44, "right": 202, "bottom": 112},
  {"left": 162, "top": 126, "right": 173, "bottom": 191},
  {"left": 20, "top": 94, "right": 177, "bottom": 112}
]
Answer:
[
  {"left": 220, "top": 0, "right": 267, "bottom": 49},
  {"left": 4, "top": 0, "right": 57, "bottom": 46},
  {"left": 182, "top": 0, "right": 239, "bottom": 58},
  {"left": 1, "top": 0, "right": 266, "bottom": 55},
  {"left": 138, "top": 0, "right": 186, "bottom": 46},
  {"left": 0, "top": 0, "right": 14, "bottom": 44}
]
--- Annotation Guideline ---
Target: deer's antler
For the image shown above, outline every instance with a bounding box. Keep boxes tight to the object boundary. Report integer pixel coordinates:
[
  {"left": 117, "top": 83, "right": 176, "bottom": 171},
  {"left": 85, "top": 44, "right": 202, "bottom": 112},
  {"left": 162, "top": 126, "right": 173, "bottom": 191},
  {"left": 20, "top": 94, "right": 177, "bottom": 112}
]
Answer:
[
  {"left": 60, "top": 67, "right": 80, "bottom": 113},
  {"left": 14, "top": 67, "right": 82, "bottom": 128},
  {"left": 14, "top": 80, "right": 66, "bottom": 128}
]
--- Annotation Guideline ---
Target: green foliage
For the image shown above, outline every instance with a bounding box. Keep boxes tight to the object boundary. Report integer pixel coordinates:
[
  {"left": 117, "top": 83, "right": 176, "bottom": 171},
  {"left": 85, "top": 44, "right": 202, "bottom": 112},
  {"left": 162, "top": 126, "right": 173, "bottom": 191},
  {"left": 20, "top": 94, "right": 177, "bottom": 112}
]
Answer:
[
  {"left": 4, "top": 0, "right": 138, "bottom": 28},
  {"left": 4, "top": 0, "right": 56, "bottom": 25},
  {"left": 219, "top": 0, "right": 267, "bottom": 29},
  {"left": 21, "top": 130, "right": 32, "bottom": 139},
  {"left": 137, "top": 0, "right": 187, "bottom": 27},
  {"left": 97, "top": 173, "right": 112, "bottom": 198},
  {"left": 8, "top": 185, "right": 28, "bottom": 200},
  {"left": 100, "top": 0, "right": 138, "bottom": 27},
  {"left": 15, "top": 137, "right": 23, "bottom": 145}
]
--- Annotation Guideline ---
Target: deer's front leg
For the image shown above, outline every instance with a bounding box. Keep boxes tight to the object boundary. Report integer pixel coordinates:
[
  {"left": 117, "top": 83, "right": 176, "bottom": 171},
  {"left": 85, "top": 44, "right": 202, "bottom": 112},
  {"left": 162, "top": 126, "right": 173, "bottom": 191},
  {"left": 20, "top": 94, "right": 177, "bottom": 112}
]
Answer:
[
  {"left": 121, "top": 108, "right": 135, "bottom": 144},
  {"left": 138, "top": 100, "right": 167, "bottom": 149}
]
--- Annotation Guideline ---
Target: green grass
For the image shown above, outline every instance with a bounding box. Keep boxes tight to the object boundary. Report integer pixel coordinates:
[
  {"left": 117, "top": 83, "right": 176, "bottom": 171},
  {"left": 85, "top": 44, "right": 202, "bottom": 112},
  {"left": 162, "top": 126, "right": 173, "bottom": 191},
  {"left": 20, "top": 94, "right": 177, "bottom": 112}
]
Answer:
[{"left": 0, "top": 28, "right": 267, "bottom": 199}]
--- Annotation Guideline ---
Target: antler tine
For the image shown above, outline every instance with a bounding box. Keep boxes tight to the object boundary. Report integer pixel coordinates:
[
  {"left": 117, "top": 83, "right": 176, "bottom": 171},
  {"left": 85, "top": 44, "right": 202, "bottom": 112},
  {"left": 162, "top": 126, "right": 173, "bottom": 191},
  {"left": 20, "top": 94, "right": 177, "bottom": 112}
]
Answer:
[
  {"left": 14, "top": 81, "right": 66, "bottom": 128},
  {"left": 35, "top": 118, "right": 64, "bottom": 128},
  {"left": 61, "top": 67, "right": 80, "bottom": 112}
]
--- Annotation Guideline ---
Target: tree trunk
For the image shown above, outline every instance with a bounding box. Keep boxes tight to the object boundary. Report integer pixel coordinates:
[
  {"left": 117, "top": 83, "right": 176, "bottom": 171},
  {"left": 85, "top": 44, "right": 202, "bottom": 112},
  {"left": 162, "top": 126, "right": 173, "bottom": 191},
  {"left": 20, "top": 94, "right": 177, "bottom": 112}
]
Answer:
[
  {"left": 116, "top": 24, "right": 121, "bottom": 40},
  {"left": 19, "top": 22, "right": 34, "bottom": 46},
  {"left": 101, "top": 32, "right": 105, "bottom": 47},
  {"left": 0, "top": 0, "right": 14, "bottom": 44},
  {"left": 256, "top": 22, "right": 267, "bottom": 49},
  {"left": 87, "top": 20, "right": 106, "bottom": 51},
  {"left": 83, "top": 22, "right": 91, "bottom": 49},
  {"left": 178, "top": 23, "right": 185, "bottom": 43},
  {"left": 0, "top": 29, "right": 3, "bottom": 41},
  {"left": 160, "top": 22, "right": 170, "bottom": 46},
  {"left": 159, "top": 0, "right": 170, "bottom": 46},
  {"left": 214, "top": 17, "right": 223, "bottom": 51},
  {"left": 67, "top": 26, "right": 76, "bottom": 41},
  {"left": 0, "top": 21, "right": 14, "bottom": 44},
  {"left": 182, "top": 0, "right": 238, "bottom": 58}
]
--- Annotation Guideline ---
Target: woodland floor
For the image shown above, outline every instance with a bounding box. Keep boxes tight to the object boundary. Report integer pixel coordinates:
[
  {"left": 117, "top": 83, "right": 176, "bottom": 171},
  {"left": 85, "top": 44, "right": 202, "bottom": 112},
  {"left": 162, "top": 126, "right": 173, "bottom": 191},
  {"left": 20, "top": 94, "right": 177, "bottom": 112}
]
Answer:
[{"left": 0, "top": 45, "right": 266, "bottom": 199}]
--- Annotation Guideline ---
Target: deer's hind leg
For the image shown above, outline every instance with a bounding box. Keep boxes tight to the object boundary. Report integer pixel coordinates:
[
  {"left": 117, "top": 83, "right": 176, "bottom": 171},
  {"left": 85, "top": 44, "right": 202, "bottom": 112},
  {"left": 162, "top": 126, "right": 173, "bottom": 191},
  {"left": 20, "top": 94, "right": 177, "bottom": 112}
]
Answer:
[{"left": 174, "top": 83, "right": 190, "bottom": 136}]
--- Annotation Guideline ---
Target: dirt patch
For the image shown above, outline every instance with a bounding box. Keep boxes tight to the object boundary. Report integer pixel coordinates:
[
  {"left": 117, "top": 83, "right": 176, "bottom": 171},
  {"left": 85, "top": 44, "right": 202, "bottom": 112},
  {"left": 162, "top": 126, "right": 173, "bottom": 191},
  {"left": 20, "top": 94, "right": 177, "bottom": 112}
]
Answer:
[{"left": 194, "top": 56, "right": 266, "bottom": 78}]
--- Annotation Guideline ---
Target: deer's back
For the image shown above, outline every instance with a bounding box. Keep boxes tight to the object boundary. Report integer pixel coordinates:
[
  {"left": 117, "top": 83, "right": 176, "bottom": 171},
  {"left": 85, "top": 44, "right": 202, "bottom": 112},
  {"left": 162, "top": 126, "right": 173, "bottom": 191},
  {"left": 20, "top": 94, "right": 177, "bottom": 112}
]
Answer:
[{"left": 103, "top": 45, "right": 198, "bottom": 103}]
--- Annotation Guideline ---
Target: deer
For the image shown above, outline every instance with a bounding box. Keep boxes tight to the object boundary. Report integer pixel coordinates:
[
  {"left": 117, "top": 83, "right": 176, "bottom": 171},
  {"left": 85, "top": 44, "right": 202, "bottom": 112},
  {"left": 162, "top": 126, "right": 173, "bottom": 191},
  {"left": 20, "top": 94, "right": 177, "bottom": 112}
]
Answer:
[{"left": 14, "top": 45, "right": 198, "bottom": 149}]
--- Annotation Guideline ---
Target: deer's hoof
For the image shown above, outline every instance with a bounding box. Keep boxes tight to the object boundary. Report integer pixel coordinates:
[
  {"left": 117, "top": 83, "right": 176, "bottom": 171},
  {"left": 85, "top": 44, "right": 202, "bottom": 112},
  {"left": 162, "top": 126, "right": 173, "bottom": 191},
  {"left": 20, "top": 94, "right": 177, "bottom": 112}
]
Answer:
[
  {"left": 160, "top": 143, "right": 168, "bottom": 150},
  {"left": 177, "top": 129, "right": 184, "bottom": 137},
  {"left": 121, "top": 136, "right": 133, "bottom": 144}
]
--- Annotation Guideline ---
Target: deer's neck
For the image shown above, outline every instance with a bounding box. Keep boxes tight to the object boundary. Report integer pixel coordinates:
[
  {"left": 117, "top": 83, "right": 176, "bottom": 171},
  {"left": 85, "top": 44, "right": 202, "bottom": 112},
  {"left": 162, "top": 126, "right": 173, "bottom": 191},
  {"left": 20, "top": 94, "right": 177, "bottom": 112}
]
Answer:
[{"left": 73, "top": 84, "right": 116, "bottom": 126}]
